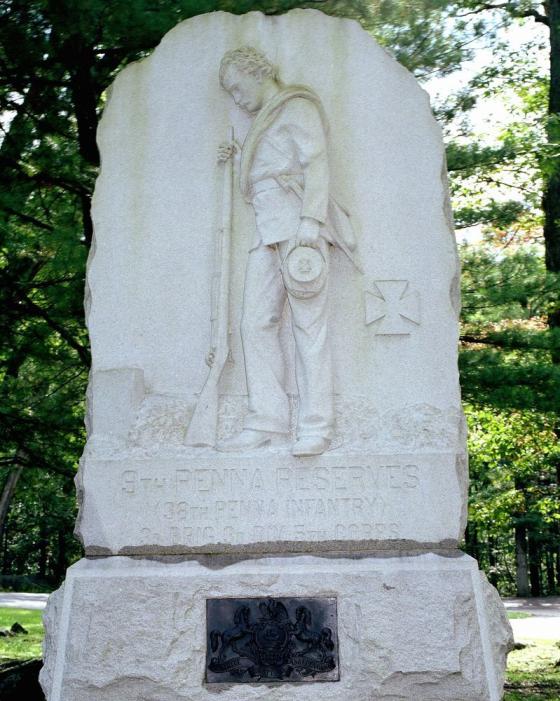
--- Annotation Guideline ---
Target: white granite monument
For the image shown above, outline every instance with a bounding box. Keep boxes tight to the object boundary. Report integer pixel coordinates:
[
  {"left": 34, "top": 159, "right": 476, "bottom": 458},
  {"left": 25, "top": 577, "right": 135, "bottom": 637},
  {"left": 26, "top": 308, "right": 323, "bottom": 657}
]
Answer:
[{"left": 41, "top": 10, "right": 513, "bottom": 700}]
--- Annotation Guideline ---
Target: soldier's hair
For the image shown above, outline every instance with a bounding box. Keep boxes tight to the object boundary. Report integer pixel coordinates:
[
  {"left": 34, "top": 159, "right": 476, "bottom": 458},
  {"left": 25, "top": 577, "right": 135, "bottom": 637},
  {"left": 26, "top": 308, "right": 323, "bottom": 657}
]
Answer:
[{"left": 219, "top": 47, "right": 280, "bottom": 87}]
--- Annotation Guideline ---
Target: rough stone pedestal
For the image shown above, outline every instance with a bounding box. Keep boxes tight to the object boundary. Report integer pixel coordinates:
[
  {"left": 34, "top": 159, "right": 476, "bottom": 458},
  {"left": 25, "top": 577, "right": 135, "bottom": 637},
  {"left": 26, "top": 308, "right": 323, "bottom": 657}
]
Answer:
[{"left": 40, "top": 554, "right": 511, "bottom": 701}]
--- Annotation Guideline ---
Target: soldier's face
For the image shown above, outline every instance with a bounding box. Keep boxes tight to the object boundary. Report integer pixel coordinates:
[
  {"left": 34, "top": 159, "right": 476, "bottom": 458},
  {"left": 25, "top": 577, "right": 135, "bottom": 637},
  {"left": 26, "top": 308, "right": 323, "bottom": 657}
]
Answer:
[{"left": 223, "top": 67, "right": 265, "bottom": 114}]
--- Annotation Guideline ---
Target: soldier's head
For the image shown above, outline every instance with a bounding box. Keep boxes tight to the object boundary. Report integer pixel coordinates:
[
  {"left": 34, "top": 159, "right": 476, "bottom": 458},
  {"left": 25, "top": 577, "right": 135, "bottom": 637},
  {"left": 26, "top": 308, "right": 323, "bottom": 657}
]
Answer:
[{"left": 219, "top": 47, "right": 281, "bottom": 113}]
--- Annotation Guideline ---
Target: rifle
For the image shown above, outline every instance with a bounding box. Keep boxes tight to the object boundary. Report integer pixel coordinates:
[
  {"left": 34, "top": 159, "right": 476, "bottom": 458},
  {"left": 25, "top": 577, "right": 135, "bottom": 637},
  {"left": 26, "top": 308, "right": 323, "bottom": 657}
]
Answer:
[{"left": 185, "top": 127, "right": 234, "bottom": 447}]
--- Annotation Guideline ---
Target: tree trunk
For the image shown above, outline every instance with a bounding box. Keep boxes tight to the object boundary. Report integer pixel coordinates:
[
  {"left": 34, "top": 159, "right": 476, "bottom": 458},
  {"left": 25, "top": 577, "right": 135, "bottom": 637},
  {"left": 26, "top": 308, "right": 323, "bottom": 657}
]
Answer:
[
  {"left": 66, "top": 36, "right": 100, "bottom": 167},
  {"left": 546, "top": 549, "right": 555, "bottom": 594},
  {"left": 528, "top": 533, "right": 542, "bottom": 596},
  {"left": 487, "top": 536, "right": 498, "bottom": 587},
  {"left": 556, "top": 439, "right": 560, "bottom": 591},
  {"left": 57, "top": 32, "right": 99, "bottom": 249},
  {"left": 1, "top": 523, "right": 8, "bottom": 576},
  {"left": 464, "top": 519, "right": 476, "bottom": 557},
  {"left": 515, "top": 522, "right": 530, "bottom": 596},
  {"left": 544, "top": 0, "right": 560, "bottom": 355},
  {"left": 0, "top": 466, "right": 23, "bottom": 545},
  {"left": 37, "top": 529, "right": 48, "bottom": 580},
  {"left": 54, "top": 528, "right": 67, "bottom": 584}
]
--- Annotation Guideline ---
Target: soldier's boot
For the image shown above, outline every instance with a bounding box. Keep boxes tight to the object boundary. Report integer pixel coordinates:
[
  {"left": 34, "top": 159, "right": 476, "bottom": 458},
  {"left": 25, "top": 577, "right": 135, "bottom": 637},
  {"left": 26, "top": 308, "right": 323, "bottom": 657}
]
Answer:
[
  {"left": 292, "top": 435, "right": 330, "bottom": 457},
  {"left": 217, "top": 429, "right": 275, "bottom": 452}
]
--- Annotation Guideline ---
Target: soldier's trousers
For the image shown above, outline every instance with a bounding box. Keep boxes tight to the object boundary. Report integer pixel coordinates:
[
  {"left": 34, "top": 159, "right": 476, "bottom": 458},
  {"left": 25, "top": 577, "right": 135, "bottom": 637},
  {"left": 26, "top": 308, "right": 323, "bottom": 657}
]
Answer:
[{"left": 240, "top": 238, "right": 334, "bottom": 440}]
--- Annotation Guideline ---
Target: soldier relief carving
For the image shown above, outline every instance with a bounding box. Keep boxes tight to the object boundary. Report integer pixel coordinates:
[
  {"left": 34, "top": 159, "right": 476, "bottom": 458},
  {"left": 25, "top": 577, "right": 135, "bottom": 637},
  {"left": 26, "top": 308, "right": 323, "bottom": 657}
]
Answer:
[{"left": 186, "top": 47, "right": 360, "bottom": 456}]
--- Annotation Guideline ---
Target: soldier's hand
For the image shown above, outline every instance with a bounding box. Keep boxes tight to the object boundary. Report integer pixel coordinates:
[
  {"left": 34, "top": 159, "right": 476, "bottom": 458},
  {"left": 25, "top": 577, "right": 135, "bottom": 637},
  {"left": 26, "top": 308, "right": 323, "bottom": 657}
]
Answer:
[
  {"left": 205, "top": 348, "right": 216, "bottom": 367},
  {"left": 217, "top": 141, "right": 237, "bottom": 164},
  {"left": 296, "top": 217, "right": 321, "bottom": 247}
]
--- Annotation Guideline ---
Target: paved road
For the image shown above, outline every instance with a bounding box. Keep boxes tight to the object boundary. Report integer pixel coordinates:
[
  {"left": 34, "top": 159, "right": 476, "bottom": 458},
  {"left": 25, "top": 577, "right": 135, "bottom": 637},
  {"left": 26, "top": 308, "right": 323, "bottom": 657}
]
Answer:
[
  {"left": 503, "top": 596, "right": 560, "bottom": 616},
  {"left": 503, "top": 597, "right": 560, "bottom": 642},
  {"left": 0, "top": 592, "right": 49, "bottom": 610}
]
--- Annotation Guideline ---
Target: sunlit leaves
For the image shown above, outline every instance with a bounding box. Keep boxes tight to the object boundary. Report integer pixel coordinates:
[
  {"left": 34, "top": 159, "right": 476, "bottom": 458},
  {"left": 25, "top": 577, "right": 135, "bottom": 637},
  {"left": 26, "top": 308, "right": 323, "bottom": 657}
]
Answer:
[{"left": 465, "top": 405, "right": 559, "bottom": 593}]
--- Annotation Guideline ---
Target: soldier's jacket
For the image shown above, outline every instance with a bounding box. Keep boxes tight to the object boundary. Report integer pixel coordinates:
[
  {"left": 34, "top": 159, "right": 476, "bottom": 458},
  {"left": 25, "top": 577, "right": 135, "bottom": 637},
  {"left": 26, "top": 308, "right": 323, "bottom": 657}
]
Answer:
[{"left": 240, "top": 86, "right": 359, "bottom": 268}]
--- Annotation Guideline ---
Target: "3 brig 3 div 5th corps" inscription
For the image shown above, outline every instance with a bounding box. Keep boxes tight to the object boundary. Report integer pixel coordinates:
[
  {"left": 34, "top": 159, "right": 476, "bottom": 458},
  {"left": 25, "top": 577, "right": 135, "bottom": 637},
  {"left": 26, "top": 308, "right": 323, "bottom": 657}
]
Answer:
[{"left": 206, "top": 597, "right": 339, "bottom": 683}]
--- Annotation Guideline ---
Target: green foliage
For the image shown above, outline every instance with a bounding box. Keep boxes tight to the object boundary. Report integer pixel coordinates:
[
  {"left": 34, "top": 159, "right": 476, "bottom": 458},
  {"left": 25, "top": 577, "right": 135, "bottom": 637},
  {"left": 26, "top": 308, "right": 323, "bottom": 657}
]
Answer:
[
  {"left": 448, "top": 141, "right": 522, "bottom": 175},
  {"left": 454, "top": 199, "right": 528, "bottom": 230},
  {"left": 359, "top": 0, "right": 486, "bottom": 78},
  {"left": 443, "top": 14, "right": 548, "bottom": 238},
  {"left": 460, "top": 244, "right": 560, "bottom": 414},
  {"left": 461, "top": 246, "right": 552, "bottom": 322},
  {"left": 458, "top": 237, "right": 559, "bottom": 597},
  {"left": 0, "top": 468, "right": 80, "bottom": 584},
  {"left": 465, "top": 405, "right": 560, "bottom": 593},
  {"left": 0, "top": 609, "right": 43, "bottom": 661}
]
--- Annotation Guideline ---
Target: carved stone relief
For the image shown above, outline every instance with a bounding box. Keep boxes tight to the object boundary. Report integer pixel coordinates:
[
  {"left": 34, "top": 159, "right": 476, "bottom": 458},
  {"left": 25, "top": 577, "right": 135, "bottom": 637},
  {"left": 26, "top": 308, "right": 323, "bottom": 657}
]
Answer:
[
  {"left": 129, "top": 395, "right": 193, "bottom": 448},
  {"left": 85, "top": 393, "right": 460, "bottom": 460},
  {"left": 365, "top": 280, "right": 421, "bottom": 335},
  {"left": 186, "top": 47, "right": 362, "bottom": 457}
]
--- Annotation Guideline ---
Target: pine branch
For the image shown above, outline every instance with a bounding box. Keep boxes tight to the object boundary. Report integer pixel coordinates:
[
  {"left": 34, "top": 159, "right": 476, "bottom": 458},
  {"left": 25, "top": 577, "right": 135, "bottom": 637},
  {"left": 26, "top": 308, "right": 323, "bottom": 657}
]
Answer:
[
  {"left": 0, "top": 154, "right": 90, "bottom": 197},
  {"left": 1, "top": 205, "right": 54, "bottom": 232},
  {"left": 20, "top": 295, "right": 90, "bottom": 367},
  {"left": 456, "top": 2, "right": 549, "bottom": 26},
  {"left": 18, "top": 276, "right": 82, "bottom": 289},
  {"left": 461, "top": 334, "right": 508, "bottom": 346},
  {"left": 0, "top": 451, "right": 75, "bottom": 478}
]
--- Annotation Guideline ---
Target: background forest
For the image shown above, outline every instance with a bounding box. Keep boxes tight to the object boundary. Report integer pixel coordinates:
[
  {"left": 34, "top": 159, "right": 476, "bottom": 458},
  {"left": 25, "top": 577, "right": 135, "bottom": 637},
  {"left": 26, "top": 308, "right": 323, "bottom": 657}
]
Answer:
[{"left": 0, "top": 0, "right": 558, "bottom": 598}]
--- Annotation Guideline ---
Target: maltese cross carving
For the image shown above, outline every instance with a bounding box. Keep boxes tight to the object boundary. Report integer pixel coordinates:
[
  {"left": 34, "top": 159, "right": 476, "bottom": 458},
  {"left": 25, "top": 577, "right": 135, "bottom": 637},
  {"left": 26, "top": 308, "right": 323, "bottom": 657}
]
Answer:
[{"left": 365, "top": 280, "right": 421, "bottom": 335}]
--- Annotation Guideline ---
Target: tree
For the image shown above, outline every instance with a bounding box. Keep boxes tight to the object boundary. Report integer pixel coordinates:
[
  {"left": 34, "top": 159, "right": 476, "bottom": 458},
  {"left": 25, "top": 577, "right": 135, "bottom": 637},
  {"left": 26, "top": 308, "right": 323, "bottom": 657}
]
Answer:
[
  {"left": 443, "top": 2, "right": 560, "bottom": 593},
  {"left": 465, "top": 405, "right": 560, "bottom": 595},
  {"left": 453, "top": 1, "right": 560, "bottom": 335},
  {"left": 458, "top": 240, "right": 560, "bottom": 594}
]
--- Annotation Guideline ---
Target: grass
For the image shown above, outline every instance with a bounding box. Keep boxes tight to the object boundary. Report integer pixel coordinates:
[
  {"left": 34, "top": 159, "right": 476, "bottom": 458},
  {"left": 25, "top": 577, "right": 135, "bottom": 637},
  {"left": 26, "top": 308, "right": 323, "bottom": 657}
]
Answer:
[
  {"left": 504, "top": 638, "right": 560, "bottom": 700},
  {"left": 0, "top": 608, "right": 43, "bottom": 661},
  {"left": 508, "top": 611, "right": 534, "bottom": 619}
]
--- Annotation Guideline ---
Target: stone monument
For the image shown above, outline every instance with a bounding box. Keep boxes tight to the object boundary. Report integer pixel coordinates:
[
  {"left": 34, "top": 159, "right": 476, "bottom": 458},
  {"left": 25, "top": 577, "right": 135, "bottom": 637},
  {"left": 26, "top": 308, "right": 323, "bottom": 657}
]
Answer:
[{"left": 40, "top": 10, "right": 513, "bottom": 700}]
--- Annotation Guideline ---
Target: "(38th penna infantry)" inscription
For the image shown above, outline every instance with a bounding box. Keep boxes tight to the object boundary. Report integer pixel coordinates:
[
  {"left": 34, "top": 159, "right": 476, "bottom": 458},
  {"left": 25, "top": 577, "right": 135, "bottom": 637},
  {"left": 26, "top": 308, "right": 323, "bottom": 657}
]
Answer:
[{"left": 206, "top": 597, "right": 339, "bottom": 683}]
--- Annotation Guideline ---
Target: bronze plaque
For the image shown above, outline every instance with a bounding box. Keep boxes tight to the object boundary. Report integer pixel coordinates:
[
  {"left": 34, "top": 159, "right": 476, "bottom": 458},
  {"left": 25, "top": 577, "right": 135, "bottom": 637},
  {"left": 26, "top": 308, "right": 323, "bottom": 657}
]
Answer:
[{"left": 206, "top": 596, "right": 339, "bottom": 683}]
